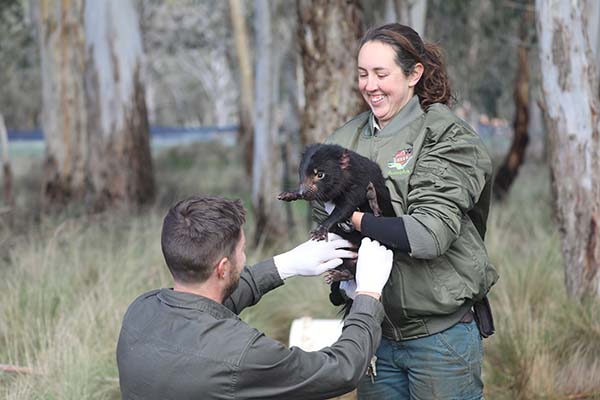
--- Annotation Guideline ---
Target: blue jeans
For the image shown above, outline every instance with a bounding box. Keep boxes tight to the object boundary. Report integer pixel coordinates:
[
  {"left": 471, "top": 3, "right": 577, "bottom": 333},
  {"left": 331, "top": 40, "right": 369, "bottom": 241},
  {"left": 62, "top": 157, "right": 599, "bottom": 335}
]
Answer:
[{"left": 357, "top": 320, "right": 484, "bottom": 400}]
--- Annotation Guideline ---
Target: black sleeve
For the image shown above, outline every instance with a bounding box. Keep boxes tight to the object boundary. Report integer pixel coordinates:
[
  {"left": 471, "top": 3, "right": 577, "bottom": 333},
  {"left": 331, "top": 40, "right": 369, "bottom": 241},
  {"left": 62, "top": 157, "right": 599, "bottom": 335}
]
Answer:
[{"left": 360, "top": 213, "right": 411, "bottom": 252}]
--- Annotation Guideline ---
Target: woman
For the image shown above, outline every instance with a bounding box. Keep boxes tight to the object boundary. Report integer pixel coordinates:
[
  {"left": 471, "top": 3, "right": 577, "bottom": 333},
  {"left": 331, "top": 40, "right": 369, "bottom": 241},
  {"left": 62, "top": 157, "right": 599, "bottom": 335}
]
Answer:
[{"left": 315, "top": 24, "right": 498, "bottom": 399}]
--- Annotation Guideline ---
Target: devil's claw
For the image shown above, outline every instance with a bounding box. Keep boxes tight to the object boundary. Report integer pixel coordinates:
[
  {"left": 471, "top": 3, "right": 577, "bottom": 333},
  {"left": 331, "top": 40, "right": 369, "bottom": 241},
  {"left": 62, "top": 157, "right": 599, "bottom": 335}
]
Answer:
[
  {"left": 278, "top": 191, "right": 300, "bottom": 201},
  {"left": 310, "top": 226, "right": 329, "bottom": 241},
  {"left": 326, "top": 269, "right": 355, "bottom": 283}
]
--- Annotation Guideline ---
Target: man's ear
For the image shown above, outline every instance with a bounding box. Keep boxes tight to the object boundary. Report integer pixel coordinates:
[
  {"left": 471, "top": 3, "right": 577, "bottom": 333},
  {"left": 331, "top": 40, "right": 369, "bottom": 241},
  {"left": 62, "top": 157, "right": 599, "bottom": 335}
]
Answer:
[
  {"left": 409, "top": 63, "right": 424, "bottom": 88},
  {"left": 214, "top": 256, "right": 230, "bottom": 280}
]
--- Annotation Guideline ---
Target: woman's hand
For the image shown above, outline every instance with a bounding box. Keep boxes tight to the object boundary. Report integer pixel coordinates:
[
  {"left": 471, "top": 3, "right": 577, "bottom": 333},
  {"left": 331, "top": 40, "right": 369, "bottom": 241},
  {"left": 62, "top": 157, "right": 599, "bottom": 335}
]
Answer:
[{"left": 351, "top": 211, "right": 364, "bottom": 232}]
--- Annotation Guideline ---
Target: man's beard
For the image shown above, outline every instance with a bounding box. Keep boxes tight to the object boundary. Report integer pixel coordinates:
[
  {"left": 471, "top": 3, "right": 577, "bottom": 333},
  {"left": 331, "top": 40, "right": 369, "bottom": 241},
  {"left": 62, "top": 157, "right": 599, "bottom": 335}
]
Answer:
[{"left": 222, "top": 271, "right": 240, "bottom": 300}]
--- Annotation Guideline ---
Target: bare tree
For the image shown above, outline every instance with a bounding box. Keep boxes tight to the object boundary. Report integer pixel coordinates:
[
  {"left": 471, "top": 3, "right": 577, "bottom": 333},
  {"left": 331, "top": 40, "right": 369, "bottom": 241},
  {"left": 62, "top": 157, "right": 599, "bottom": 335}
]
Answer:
[
  {"left": 252, "top": 0, "right": 286, "bottom": 244},
  {"left": 0, "top": 114, "right": 13, "bottom": 207},
  {"left": 395, "top": 0, "right": 428, "bottom": 36},
  {"left": 493, "top": 6, "right": 532, "bottom": 199},
  {"left": 141, "top": 1, "right": 238, "bottom": 127},
  {"left": 297, "top": 0, "right": 364, "bottom": 145},
  {"left": 36, "top": 0, "right": 88, "bottom": 205},
  {"left": 36, "top": 0, "right": 154, "bottom": 209},
  {"left": 536, "top": 0, "right": 600, "bottom": 300},
  {"left": 587, "top": 0, "right": 600, "bottom": 74},
  {"left": 84, "top": 0, "right": 154, "bottom": 208},
  {"left": 229, "top": 0, "right": 254, "bottom": 175}
]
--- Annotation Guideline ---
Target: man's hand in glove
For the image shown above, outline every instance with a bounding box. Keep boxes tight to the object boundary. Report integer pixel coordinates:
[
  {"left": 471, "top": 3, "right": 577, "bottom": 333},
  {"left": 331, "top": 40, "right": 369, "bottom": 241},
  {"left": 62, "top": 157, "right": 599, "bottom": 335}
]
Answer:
[
  {"left": 274, "top": 233, "right": 357, "bottom": 280},
  {"left": 355, "top": 237, "right": 394, "bottom": 300}
]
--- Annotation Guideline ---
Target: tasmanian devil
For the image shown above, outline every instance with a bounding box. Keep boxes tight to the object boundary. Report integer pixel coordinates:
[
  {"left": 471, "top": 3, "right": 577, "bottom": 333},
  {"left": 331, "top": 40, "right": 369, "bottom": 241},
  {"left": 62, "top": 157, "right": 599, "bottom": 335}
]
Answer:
[{"left": 278, "top": 143, "right": 395, "bottom": 300}]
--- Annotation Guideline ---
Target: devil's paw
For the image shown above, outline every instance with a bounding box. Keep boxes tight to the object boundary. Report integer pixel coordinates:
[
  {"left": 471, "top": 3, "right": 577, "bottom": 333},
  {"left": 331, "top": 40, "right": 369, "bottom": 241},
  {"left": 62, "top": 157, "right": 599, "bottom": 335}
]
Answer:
[{"left": 310, "top": 226, "right": 329, "bottom": 241}]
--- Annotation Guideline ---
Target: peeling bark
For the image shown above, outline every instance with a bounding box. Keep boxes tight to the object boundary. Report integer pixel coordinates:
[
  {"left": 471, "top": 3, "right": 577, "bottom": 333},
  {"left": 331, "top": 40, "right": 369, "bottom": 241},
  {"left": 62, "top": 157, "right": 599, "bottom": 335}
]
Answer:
[
  {"left": 37, "top": 0, "right": 88, "bottom": 207},
  {"left": 297, "top": 0, "right": 364, "bottom": 145},
  {"left": 36, "top": 0, "right": 154, "bottom": 210},
  {"left": 536, "top": 0, "right": 600, "bottom": 300}
]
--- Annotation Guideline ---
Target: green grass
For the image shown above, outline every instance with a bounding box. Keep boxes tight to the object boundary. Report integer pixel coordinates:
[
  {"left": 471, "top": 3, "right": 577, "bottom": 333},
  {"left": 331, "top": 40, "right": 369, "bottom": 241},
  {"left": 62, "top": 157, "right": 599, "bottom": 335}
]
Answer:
[{"left": 0, "top": 143, "right": 599, "bottom": 399}]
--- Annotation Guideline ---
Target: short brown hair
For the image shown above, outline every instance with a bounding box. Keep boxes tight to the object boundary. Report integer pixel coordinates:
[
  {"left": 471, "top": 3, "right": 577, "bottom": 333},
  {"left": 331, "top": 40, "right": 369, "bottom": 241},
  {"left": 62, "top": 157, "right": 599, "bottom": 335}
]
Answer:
[{"left": 161, "top": 196, "right": 246, "bottom": 283}]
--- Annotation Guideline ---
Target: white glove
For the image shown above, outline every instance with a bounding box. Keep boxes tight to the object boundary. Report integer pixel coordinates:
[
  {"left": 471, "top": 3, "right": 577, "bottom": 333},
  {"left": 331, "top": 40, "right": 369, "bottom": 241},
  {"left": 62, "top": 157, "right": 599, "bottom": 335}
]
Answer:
[
  {"left": 355, "top": 237, "right": 394, "bottom": 295},
  {"left": 274, "top": 233, "right": 356, "bottom": 280},
  {"left": 339, "top": 279, "right": 357, "bottom": 300}
]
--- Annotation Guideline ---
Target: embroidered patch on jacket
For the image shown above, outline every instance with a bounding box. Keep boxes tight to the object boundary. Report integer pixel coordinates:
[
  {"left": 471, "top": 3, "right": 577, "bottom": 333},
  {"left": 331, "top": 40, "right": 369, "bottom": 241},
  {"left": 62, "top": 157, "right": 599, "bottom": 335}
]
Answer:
[{"left": 387, "top": 148, "right": 413, "bottom": 175}]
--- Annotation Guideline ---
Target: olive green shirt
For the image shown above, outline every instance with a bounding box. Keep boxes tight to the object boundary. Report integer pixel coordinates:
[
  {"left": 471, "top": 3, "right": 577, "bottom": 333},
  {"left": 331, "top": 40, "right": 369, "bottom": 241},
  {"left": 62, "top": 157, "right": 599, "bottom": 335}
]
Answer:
[{"left": 117, "top": 259, "right": 385, "bottom": 399}]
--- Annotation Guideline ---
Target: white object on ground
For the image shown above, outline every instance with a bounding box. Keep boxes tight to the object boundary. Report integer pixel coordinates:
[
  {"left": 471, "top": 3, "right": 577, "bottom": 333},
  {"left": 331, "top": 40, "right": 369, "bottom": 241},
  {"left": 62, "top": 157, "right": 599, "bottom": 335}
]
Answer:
[{"left": 288, "top": 317, "right": 343, "bottom": 351}]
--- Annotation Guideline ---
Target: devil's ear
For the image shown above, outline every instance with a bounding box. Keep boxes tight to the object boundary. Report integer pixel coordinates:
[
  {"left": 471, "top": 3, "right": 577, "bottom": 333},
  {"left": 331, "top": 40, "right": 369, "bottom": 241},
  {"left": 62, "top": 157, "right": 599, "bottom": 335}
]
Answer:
[{"left": 340, "top": 150, "right": 350, "bottom": 170}]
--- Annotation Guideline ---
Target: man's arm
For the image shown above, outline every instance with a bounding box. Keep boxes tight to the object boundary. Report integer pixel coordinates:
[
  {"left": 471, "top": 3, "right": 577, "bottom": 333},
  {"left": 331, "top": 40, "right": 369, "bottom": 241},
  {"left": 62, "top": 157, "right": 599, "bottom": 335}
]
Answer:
[
  {"left": 235, "top": 295, "right": 384, "bottom": 400},
  {"left": 234, "top": 238, "right": 393, "bottom": 400},
  {"left": 223, "top": 235, "right": 356, "bottom": 314},
  {"left": 223, "top": 259, "right": 283, "bottom": 314}
]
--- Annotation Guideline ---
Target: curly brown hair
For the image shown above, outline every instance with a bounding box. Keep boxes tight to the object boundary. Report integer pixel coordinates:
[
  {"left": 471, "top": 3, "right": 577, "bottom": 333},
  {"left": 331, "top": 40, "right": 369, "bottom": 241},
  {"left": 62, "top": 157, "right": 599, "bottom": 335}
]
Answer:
[{"left": 359, "top": 23, "right": 454, "bottom": 109}]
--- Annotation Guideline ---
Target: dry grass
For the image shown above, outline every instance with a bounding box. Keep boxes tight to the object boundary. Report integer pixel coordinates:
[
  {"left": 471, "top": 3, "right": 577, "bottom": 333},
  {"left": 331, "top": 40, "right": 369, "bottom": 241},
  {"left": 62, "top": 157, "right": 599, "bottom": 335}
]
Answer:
[{"left": 0, "top": 143, "right": 599, "bottom": 399}]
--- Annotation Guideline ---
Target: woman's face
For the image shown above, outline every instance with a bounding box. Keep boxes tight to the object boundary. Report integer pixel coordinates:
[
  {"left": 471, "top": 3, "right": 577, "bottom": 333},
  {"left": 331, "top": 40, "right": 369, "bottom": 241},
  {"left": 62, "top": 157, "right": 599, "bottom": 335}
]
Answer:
[{"left": 358, "top": 41, "right": 423, "bottom": 129}]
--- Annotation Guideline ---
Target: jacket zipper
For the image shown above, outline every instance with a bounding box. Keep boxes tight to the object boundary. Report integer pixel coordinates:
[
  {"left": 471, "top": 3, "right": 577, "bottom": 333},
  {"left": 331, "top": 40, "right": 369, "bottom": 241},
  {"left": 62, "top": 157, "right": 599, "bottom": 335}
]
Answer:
[
  {"left": 369, "top": 122, "right": 399, "bottom": 341},
  {"left": 383, "top": 310, "right": 400, "bottom": 341}
]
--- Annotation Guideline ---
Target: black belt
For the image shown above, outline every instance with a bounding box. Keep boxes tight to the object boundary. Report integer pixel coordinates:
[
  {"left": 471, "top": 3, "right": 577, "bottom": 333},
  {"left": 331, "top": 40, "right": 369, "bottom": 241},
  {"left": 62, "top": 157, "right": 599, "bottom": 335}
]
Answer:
[{"left": 459, "top": 310, "right": 474, "bottom": 323}]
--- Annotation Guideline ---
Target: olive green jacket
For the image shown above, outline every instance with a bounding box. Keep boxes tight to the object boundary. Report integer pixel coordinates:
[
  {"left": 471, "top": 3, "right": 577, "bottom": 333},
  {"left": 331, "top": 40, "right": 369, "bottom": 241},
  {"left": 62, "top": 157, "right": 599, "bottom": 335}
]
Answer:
[
  {"left": 117, "top": 260, "right": 385, "bottom": 399},
  {"left": 315, "top": 96, "right": 498, "bottom": 340}
]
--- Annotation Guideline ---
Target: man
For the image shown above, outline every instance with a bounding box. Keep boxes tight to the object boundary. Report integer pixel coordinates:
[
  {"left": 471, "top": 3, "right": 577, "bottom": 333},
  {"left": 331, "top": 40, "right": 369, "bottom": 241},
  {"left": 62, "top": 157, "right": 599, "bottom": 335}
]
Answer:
[{"left": 117, "top": 195, "right": 393, "bottom": 400}]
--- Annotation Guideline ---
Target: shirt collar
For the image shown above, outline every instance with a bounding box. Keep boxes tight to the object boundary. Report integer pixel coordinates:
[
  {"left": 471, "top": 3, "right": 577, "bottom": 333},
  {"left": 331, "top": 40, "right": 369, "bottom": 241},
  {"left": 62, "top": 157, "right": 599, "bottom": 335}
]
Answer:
[
  {"left": 372, "top": 118, "right": 381, "bottom": 132},
  {"left": 368, "top": 95, "right": 424, "bottom": 136},
  {"left": 157, "top": 288, "right": 239, "bottom": 320}
]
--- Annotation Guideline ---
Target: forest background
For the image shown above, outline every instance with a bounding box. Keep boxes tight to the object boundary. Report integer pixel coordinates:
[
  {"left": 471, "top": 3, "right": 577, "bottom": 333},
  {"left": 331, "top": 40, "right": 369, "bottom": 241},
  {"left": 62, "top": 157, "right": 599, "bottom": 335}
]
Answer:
[{"left": 1, "top": 0, "right": 599, "bottom": 399}]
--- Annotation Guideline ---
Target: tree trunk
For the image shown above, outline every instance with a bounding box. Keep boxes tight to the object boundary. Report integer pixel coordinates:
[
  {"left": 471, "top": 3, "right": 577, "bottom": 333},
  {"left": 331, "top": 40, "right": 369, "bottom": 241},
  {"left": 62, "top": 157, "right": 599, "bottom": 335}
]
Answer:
[
  {"left": 36, "top": 0, "right": 154, "bottom": 210},
  {"left": 395, "top": 0, "right": 428, "bottom": 37},
  {"left": 0, "top": 114, "right": 14, "bottom": 208},
  {"left": 584, "top": 0, "right": 600, "bottom": 98},
  {"left": 84, "top": 0, "right": 154, "bottom": 209},
  {"left": 228, "top": 0, "right": 254, "bottom": 176},
  {"left": 493, "top": 9, "right": 531, "bottom": 200},
  {"left": 536, "top": 0, "right": 600, "bottom": 300},
  {"left": 297, "top": 0, "right": 364, "bottom": 145},
  {"left": 36, "top": 0, "right": 89, "bottom": 206},
  {"left": 252, "top": 0, "right": 286, "bottom": 245},
  {"left": 586, "top": 0, "right": 600, "bottom": 77}
]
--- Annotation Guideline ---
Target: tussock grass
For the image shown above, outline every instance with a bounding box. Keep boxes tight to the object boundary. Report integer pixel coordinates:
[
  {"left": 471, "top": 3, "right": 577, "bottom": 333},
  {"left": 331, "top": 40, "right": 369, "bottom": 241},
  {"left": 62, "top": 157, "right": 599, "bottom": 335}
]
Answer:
[
  {"left": 485, "top": 163, "right": 600, "bottom": 399},
  {"left": 1, "top": 144, "right": 599, "bottom": 399}
]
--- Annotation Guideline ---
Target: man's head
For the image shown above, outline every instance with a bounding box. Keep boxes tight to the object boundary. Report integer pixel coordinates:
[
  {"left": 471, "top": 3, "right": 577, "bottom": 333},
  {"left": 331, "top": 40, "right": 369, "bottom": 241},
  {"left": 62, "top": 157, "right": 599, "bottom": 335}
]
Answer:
[{"left": 161, "top": 196, "right": 246, "bottom": 286}]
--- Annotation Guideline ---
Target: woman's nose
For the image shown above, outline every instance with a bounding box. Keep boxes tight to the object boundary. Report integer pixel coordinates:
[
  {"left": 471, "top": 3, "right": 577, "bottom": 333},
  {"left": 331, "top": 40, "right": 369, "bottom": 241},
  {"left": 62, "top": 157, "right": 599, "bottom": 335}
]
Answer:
[{"left": 364, "top": 75, "right": 377, "bottom": 91}]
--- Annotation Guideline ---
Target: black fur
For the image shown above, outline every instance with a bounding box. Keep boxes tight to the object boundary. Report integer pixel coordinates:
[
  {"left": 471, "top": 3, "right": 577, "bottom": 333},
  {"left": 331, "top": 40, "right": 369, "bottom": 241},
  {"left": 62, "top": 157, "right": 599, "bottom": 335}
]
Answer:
[{"left": 278, "top": 144, "right": 394, "bottom": 308}]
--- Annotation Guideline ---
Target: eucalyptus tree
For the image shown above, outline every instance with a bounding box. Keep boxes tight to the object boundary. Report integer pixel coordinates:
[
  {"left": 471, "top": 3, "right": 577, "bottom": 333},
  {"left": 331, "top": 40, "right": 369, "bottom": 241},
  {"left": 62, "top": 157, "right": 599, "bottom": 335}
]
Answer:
[
  {"left": 36, "top": 0, "right": 154, "bottom": 209},
  {"left": 536, "top": 0, "right": 600, "bottom": 300},
  {"left": 297, "top": 0, "right": 364, "bottom": 145},
  {"left": 252, "top": 0, "right": 286, "bottom": 244}
]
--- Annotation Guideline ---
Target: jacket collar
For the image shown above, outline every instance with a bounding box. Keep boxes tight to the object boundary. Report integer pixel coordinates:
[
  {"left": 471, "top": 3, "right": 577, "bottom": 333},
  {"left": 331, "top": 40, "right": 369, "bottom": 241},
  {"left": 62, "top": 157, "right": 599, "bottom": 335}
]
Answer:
[
  {"left": 368, "top": 95, "right": 424, "bottom": 137},
  {"left": 157, "top": 288, "right": 239, "bottom": 320}
]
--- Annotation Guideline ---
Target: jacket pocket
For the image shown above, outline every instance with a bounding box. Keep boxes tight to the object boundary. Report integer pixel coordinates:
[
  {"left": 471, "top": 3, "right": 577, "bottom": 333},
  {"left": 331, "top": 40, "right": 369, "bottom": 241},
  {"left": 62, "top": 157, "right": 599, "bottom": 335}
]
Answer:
[
  {"left": 392, "top": 254, "right": 469, "bottom": 318},
  {"left": 427, "top": 256, "right": 471, "bottom": 310},
  {"left": 455, "top": 218, "right": 499, "bottom": 298}
]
